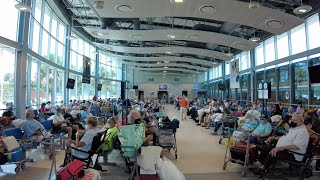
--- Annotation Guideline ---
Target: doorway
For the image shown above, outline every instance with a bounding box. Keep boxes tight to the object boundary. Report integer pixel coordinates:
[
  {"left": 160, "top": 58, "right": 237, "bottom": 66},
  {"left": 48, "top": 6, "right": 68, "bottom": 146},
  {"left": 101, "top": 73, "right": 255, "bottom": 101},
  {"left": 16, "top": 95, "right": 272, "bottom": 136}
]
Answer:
[
  {"left": 182, "top": 91, "right": 188, "bottom": 97},
  {"left": 138, "top": 91, "right": 144, "bottom": 100},
  {"left": 157, "top": 91, "right": 168, "bottom": 103}
]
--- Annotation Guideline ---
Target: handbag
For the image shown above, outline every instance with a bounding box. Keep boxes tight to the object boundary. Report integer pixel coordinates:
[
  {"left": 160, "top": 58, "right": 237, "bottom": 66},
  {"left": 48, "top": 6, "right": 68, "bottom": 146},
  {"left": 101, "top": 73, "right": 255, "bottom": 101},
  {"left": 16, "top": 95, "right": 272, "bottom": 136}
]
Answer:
[{"left": 2, "top": 136, "right": 20, "bottom": 152}]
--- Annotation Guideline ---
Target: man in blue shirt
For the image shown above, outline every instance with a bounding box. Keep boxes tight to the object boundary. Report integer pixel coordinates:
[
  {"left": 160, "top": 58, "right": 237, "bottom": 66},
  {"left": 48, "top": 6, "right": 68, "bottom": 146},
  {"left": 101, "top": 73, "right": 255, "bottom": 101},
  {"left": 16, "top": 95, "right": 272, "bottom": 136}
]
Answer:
[
  {"left": 22, "top": 110, "right": 51, "bottom": 142},
  {"left": 198, "top": 95, "right": 206, "bottom": 104},
  {"left": 248, "top": 114, "right": 272, "bottom": 143}
]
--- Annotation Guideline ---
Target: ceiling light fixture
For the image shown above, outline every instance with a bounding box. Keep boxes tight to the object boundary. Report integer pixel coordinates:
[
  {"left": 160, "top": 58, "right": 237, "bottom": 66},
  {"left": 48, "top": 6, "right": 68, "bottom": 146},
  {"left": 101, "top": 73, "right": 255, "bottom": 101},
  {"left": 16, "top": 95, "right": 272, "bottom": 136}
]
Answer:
[
  {"left": 163, "top": 70, "right": 167, "bottom": 73},
  {"left": 265, "top": 19, "right": 283, "bottom": 28},
  {"left": 170, "top": 0, "right": 184, "bottom": 4},
  {"left": 226, "top": 53, "right": 233, "bottom": 57},
  {"left": 164, "top": 61, "right": 170, "bottom": 63},
  {"left": 293, "top": 5, "right": 312, "bottom": 15},
  {"left": 199, "top": 5, "right": 216, "bottom": 13},
  {"left": 94, "top": 1, "right": 104, "bottom": 9},
  {"left": 130, "top": 34, "right": 142, "bottom": 39},
  {"left": 93, "top": 31, "right": 106, "bottom": 36},
  {"left": 115, "top": 5, "right": 133, "bottom": 13},
  {"left": 14, "top": 3, "right": 32, "bottom": 12},
  {"left": 167, "top": 35, "right": 176, "bottom": 39},
  {"left": 164, "top": 66, "right": 168, "bottom": 69},
  {"left": 157, "top": 62, "right": 161, "bottom": 64},
  {"left": 66, "top": 18, "right": 77, "bottom": 40},
  {"left": 248, "top": 0, "right": 260, "bottom": 9},
  {"left": 249, "top": 37, "right": 260, "bottom": 42},
  {"left": 187, "top": 34, "right": 199, "bottom": 39},
  {"left": 165, "top": 51, "right": 172, "bottom": 54}
]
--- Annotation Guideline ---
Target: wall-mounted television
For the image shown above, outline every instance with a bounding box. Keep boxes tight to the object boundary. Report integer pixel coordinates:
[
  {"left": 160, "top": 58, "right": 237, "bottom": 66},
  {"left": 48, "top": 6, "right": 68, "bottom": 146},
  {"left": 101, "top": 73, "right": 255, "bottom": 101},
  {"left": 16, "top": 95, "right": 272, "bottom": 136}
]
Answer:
[
  {"left": 66, "top": 78, "right": 75, "bottom": 89},
  {"left": 133, "top": 85, "right": 138, "bottom": 89},
  {"left": 159, "top": 85, "right": 168, "bottom": 90},
  {"left": 308, "top": 65, "right": 320, "bottom": 83},
  {"left": 97, "top": 84, "right": 102, "bottom": 91},
  {"left": 218, "top": 83, "right": 226, "bottom": 90}
]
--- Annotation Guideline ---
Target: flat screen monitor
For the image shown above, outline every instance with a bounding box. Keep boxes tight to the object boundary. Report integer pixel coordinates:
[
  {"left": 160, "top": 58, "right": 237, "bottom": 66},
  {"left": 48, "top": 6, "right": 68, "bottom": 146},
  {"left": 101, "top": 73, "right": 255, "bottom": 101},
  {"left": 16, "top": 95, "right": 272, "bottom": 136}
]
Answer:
[
  {"left": 133, "top": 85, "right": 138, "bottom": 89},
  {"left": 159, "top": 85, "right": 167, "bottom": 90},
  {"left": 66, "top": 78, "right": 75, "bottom": 89},
  {"left": 97, "top": 84, "right": 102, "bottom": 91},
  {"left": 218, "top": 83, "right": 226, "bottom": 90},
  {"left": 308, "top": 65, "right": 320, "bottom": 83}
]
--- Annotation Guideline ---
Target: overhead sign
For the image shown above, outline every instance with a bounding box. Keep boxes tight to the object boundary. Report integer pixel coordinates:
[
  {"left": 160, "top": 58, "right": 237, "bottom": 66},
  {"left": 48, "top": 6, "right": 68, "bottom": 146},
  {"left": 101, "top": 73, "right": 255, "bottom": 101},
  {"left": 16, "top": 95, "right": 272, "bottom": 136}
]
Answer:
[
  {"left": 258, "top": 82, "right": 269, "bottom": 99},
  {"left": 230, "top": 59, "right": 240, "bottom": 89}
]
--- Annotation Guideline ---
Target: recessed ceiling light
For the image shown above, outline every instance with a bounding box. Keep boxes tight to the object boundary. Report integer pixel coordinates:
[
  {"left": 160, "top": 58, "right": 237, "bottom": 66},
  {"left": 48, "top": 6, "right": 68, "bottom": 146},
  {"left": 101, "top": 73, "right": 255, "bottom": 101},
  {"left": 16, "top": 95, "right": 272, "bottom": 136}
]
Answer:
[
  {"left": 164, "top": 67, "right": 168, "bottom": 69},
  {"left": 164, "top": 61, "right": 170, "bottom": 63},
  {"left": 93, "top": 31, "right": 106, "bottom": 36},
  {"left": 199, "top": 5, "right": 216, "bottom": 13},
  {"left": 187, "top": 34, "right": 199, "bottom": 39},
  {"left": 115, "top": 5, "right": 133, "bottom": 13},
  {"left": 167, "top": 35, "right": 176, "bottom": 39},
  {"left": 66, "top": 35, "right": 77, "bottom": 40},
  {"left": 226, "top": 53, "right": 233, "bottom": 57},
  {"left": 170, "top": 0, "right": 184, "bottom": 4},
  {"left": 165, "top": 51, "right": 172, "bottom": 54},
  {"left": 265, "top": 19, "right": 283, "bottom": 28},
  {"left": 249, "top": 37, "right": 260, "bottom": 42},
  {"left": 293, "top": 5, "right": 312, "bottom": 15},
  {"left": 163, "top": 70, "right": 167, "bottom": 73},
  {"left": 94, "top": 1, "right": 104, "bottom": 9},
  {"left": 130, "top": 34, "right": 142, "bottom": 39},
  {"left": 157, "top": 62, "right": 161, "bottom": 64},
  {"left": 212, "top": 62, "right": 218, "bottom": 65},
  {"left": 15, "top": 3, "right": 32, "bottom": 12}
]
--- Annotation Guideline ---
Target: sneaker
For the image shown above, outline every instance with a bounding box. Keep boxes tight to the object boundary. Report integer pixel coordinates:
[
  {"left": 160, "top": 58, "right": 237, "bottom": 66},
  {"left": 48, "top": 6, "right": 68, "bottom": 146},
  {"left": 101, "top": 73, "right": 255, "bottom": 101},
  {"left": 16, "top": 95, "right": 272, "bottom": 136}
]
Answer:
[{"left": 196, "top": 123, "right": 201, "bottom": 126}]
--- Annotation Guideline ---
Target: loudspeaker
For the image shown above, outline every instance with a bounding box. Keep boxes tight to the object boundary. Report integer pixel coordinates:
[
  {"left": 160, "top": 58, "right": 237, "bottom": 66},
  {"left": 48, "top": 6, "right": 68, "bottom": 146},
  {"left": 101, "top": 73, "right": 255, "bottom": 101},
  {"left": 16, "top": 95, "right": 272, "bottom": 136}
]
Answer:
[{"left": 121, "top": 81, "right": 126, "bottom": 100}]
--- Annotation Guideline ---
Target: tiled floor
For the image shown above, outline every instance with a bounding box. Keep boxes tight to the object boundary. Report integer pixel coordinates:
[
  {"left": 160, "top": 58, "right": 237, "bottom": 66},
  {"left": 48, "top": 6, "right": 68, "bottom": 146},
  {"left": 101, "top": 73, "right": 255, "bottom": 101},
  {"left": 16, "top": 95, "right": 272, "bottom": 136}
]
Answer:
[{"left": 0, "top": 105, "right": 319, "bottom": 180}]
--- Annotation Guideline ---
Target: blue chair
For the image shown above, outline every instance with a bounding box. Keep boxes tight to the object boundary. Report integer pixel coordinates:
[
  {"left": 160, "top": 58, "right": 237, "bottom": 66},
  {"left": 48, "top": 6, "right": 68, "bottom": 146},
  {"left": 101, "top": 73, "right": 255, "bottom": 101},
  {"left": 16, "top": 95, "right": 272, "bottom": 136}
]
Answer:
[
  {"left": 90, "top": 109, "right": 101, "bottom": 116},
  {"left": 3, "top": 128, "right": 24, "bottom": 140},
  {"left": 282, "top": 108, "right": 288, "bottom": 119},
  {"left": 41, "top": 120, "right": 52, "bottom": 131}
]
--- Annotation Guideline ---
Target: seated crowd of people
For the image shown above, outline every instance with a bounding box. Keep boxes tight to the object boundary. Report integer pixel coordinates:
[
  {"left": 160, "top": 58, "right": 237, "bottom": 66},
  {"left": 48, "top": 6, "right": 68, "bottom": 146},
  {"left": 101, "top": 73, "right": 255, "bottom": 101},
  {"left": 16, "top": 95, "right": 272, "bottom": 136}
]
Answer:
[{"left": 176, "top": 96, "right": 320, "bottom": 177}]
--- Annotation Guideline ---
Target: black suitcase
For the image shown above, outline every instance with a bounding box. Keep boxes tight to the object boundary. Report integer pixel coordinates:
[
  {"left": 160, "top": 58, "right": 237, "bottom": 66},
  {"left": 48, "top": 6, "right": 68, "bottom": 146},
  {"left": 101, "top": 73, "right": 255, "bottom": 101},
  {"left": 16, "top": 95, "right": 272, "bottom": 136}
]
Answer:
[{"left": 187, "top": 109, "right": 191, "bottom": 116}]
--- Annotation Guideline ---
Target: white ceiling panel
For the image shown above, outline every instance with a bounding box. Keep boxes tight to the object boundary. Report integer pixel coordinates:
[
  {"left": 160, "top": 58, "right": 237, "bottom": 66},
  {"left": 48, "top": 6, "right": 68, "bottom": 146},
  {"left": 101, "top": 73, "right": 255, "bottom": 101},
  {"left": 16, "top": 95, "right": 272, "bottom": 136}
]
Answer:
[
  {"left": 100, "top": 52, "right": 220, "bottom": 67},
  {"left": 123, "top": 62, "right": 207, "bottom": 71},
  {"left": 94, "top": 43, "right": 233, "bottom": 60},
  {"left": 86, "top": 0, "right": 304, "bottom": 35},
  {"left": 85, "top": 28, "right": 258, "bottom": 50}
]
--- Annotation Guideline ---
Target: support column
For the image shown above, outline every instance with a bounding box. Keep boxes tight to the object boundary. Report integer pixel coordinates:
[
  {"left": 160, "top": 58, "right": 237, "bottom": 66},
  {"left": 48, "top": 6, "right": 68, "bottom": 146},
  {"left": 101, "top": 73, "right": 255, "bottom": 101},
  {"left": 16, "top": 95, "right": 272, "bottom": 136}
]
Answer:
[
  {"left": 95, "top": 47, "right": 99, "bottom": 97},
  {"left": 64, "top": 25, "right": 71, "bottom": 105},
  {"left": 15, "top": 0, "right": 31, "bottom": 119}
]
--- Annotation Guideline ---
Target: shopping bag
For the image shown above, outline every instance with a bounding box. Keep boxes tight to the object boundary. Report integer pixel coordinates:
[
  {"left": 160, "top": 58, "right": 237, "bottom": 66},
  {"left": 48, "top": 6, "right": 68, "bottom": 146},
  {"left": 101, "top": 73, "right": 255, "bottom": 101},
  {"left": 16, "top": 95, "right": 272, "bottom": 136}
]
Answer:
[
  {"left": 2, "top": 136, "right": 20, "bottom": 152},
  {"left": 118, "top": 124, "right": 145, "bottom": 157},
  {"left": 156, "top": 157, "right": 185, "bottom": 180}
]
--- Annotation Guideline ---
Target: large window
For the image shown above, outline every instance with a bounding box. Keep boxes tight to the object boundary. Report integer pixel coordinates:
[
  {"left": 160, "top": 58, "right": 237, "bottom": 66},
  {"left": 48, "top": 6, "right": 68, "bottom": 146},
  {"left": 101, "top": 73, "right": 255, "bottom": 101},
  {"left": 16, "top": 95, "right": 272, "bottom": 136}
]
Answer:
[
  {"left": 293, "top": 61, "right": 309, "bottom": 104},
  {"left": 307, "top": 14, "right": 320, "bottom": 50},
  {"left": 0, "top": 0, "right": 19, "bottom": 41},
  {"left": 255, "top": 44, "right": 264, "bottom": 66},
  {"left": 277, "top": 33, "right": 289, "bottom": 59},
  {"left": 0, "top": 47, "right": 15, "bottom": 111},
  {"left": 279, "top": 65, "right": 290, "bottom": 103},
  {"left": 264, "top": 37, "right": 275, "bottom": 63},
  {"left": 291, "top": 24, "right": 307, "bottom": 55}
]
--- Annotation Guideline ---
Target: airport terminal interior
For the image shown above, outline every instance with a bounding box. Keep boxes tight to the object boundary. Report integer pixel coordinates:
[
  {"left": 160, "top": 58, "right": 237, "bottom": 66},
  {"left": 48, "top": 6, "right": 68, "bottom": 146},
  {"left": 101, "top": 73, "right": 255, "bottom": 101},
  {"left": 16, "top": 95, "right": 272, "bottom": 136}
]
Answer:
[{"left": 1, "top": 0, "right": 320, "bottom": 179}]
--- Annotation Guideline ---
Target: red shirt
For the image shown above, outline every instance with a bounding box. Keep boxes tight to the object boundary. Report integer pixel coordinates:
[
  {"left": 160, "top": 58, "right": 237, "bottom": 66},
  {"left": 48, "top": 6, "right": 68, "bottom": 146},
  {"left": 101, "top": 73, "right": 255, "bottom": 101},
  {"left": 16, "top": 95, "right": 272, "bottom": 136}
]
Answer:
[{"left": 180, "top": 98, "right": 189, "bottom": 108}]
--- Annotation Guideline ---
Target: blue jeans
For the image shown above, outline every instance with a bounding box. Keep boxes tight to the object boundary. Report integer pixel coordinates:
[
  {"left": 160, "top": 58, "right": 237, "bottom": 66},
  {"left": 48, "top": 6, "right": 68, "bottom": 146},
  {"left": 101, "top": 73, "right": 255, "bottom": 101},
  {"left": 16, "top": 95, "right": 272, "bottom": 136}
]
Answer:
[{"left": 211, "top": 122, "right": 222, "bottom": 132}]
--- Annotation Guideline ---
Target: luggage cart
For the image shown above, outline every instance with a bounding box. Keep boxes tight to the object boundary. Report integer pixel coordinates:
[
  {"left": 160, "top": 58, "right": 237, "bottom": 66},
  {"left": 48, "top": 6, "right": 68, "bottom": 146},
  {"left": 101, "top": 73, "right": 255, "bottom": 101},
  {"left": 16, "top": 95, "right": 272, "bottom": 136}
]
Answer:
[
  {"left": 222, "top": 128, "right": 256, "bottom": 177},
  {"left": 218, "top": 115, "right": 237, "bottom": 144}
]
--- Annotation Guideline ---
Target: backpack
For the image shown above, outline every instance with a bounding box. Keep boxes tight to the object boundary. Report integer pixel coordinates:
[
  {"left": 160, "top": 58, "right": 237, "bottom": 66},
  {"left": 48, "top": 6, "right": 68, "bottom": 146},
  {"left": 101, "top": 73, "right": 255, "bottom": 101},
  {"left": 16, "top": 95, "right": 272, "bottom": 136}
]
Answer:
[
  {"left": 91, "top": 130, "right": 108, "bottom": 153},
  {"left": 57, "top": 160, "right": 85, "bottom": 180}
]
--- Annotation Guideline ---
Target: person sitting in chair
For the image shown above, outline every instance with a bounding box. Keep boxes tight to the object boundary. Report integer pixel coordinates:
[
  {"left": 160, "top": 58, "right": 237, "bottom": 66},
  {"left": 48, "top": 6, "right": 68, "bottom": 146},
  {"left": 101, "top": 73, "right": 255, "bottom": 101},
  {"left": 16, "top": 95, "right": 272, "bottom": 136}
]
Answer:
[
  {"left": 52, "top": 108, "right": 77, "bottom": 141},
  {"left": 70, "top": 116, "right": 100, "bottom": 159},
  {"left": 22, "top": 110, "right": 51, "bottom": 142},
  {"left": 255, "top": 114, "right": 309, "bottom": 178},
  {"left": 101, "top": 117, "right": 118, "bottom": 165},
  {"left": 2, "top": 107, "right": 16, "bottom": 121},
  {"left": 248, "top": 114, "right": 272, "bottom": 143}
]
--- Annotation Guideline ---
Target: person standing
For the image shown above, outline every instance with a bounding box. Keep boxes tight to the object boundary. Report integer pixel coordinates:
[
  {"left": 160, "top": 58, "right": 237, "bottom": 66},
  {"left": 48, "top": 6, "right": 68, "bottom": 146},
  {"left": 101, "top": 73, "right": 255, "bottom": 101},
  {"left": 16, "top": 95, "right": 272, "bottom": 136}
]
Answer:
[{"left": 179, "top": 96, "right": 189, "bottom": 121}]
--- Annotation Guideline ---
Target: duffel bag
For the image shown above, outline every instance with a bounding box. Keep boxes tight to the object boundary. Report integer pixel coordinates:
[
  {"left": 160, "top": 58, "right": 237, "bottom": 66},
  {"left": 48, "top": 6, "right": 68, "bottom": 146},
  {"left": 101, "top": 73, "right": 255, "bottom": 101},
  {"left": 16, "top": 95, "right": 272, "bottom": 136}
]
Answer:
[
  {"left": 230, "top": 142, "right": 258, "bottom": 163},
  {"left": 57, "top": 160, "right": 85, "bottom": 180}
]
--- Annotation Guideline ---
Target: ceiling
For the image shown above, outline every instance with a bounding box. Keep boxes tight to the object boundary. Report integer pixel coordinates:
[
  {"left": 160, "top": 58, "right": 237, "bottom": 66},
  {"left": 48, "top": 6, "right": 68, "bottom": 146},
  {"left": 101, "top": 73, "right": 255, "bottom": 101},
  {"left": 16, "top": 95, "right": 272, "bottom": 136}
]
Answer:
[{"left": 55, "top": 0, "right": 320, "bottom": 75}]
